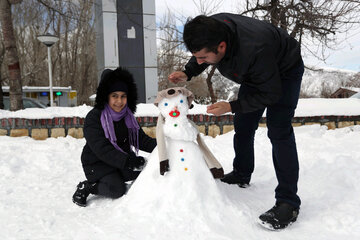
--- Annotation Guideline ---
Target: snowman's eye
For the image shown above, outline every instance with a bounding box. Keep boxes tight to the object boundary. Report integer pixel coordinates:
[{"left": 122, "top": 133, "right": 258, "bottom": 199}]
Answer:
[
  {"left": 164, "top": 103, "right": 168, "bottom": 106},
  {"left": 180, "top": 99, "right": 184, "bottom": 103}
]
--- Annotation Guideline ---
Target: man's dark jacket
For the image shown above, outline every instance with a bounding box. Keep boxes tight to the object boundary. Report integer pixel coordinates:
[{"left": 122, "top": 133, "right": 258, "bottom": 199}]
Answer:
[
  {"left": 183, "top": 13, "right": 303, "bottom": 113},
  {"left": 81, "top": 108, "right": 156, "bottom": 182}
]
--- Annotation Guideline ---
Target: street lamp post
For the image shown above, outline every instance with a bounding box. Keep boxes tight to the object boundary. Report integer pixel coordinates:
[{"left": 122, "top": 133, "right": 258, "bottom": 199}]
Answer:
[{"left": 37, "top": 33, "right": 59, "bottom": 107}]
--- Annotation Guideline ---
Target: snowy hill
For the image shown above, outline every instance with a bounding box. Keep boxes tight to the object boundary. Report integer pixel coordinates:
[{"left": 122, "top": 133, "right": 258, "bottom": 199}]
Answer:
[
  {"left": 208, "top": 66, "right": 359, "bottom": 101},
  {"left": 301, "top": 66, "right": 358, "bottom": 97}
]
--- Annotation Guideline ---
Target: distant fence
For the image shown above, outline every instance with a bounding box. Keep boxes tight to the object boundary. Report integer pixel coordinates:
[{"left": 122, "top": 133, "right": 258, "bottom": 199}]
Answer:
[{"left": 0, "top": 115, "right": 359, "bottom": 140}]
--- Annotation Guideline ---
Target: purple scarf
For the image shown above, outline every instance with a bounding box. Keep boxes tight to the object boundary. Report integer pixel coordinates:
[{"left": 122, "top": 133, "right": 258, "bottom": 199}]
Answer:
[{"left": 100, "top": 104, "right": 139, "bottom": 154}]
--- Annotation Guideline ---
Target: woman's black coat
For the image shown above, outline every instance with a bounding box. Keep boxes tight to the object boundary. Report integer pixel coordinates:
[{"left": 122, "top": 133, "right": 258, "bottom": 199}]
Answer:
[{"left": 81, "top": 108, "right": 156, "bottom": 182}]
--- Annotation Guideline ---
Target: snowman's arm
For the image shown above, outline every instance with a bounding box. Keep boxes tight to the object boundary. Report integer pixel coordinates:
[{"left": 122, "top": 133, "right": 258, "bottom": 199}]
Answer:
[
  {"left": 189, "top": 118, "right": 224, "bottom": 179},
  {"left": 188, "top": 120, "right": 224, "bottom": 177},
  {"left": 156, "top": 114, "right": 170, "bottom": 175},
  {"left": 196, "top": 134, "right": 224, "bottom": 179},
  {"left": 189, "top": 119, "right": 222, "bottom": 169}
]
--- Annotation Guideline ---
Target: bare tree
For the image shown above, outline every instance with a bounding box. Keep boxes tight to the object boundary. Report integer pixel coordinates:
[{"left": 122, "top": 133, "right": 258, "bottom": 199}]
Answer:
[
  {"left": 12, "top": 0, "right": 49, "bottom": 87},
  {"left": 0, "top": 34, "right": 5, "bottom": 109},
  {"left": 157, "top": 10, "right": 188, "bottom": 90},
  {"left": 0, "top": 0, "right": 23, "bottom": 110},
  {"left": 192, "top": 0, "right": 225, "bottom": 15},
  {"left": 191, "top": 0, "right": 225, "bottom": 103},
  {"left": 347, "top": 73, "right": 360, "bottom": 88},
  {"left": 0, "top": 18, "right": 8, "bottom": 109},
  {"left": 205, "top": 66, "right": 217, "bottom": 103},
  {"left": 241, "top": 0, "right": 360, "bottom": 61},
  {"left": 157, "top": 1, "right": 224, "bottom": 103},
  {"left": 8, "top": 0, "right": 97, "bottom": 105},
  {"left": 47, "top": 0, "right": 97, "bottom": 105}
]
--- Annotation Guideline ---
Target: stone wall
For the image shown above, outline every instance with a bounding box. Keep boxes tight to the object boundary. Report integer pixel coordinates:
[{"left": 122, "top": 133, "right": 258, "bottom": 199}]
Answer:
[
  {"left": 0, "top": 117, "right": 84, "bottom": 140},
  {"left": 0, "top": 115, "right": 359, "bottom": 140}
]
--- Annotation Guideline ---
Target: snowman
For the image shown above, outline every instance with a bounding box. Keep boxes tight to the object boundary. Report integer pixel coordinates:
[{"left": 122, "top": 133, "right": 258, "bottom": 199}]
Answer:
[
  {"left": 91, "top": 88, "right": 243, "bottom": 238},
  {"left": 153, "top": 87, "right": 224, "bottom": 179},
  {"left": 120, "top": 87, "right": 225, "bottom": 203}
]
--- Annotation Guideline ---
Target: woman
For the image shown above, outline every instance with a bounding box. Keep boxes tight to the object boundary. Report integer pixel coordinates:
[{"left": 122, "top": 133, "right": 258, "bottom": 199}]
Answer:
[{"left": 72, "top": 67, "right": 156, "bottom": 207}]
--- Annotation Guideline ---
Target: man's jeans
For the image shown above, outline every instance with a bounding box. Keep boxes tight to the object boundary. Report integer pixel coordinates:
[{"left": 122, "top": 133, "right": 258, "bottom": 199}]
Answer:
[{"left": 233, "top": 61, "right": 304, "bottom": 208}]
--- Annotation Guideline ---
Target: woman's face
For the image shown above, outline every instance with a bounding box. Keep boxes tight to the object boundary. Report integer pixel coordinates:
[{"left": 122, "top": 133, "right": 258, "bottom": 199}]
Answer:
[{"left": 108, "top": 91, "right": 127, "bottom": 112}]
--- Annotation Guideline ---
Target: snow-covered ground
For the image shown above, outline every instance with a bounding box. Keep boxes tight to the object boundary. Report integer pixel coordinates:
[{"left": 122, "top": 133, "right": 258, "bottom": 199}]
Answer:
[
  {"left": 1, "top": 99, "right": 360, "bottom": 239},
  {"left": 1, "top": 124, "right": 360, "bottom": 239}
]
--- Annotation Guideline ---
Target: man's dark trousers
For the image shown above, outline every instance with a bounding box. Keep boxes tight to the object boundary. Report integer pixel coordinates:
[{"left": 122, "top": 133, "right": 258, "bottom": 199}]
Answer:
[{"left": 233, "top": 60, "right": 304, "bottom": 208}]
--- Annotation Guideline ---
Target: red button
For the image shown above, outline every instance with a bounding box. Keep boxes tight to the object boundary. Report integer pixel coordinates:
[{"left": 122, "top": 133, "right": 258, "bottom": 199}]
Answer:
[{"left": 180, "top": 149, "right": 183, "bottom": 152}]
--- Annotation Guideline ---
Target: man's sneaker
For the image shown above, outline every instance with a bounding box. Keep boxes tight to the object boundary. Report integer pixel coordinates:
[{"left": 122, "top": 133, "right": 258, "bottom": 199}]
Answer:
[
  {"left": 258, "top": 202, "right": 299, "bottom": 230},
  {"left": 220, "top": 170, "right": 251, "bottom": 188},
  {"left": 72, "top": 181, "right": 91, "bottom": 207}
]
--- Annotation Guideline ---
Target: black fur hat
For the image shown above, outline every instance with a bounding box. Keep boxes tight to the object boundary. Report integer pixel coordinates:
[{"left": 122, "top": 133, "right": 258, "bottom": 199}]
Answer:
[{"left": 94, "top": 67, "right": 138, "bottom": 113}]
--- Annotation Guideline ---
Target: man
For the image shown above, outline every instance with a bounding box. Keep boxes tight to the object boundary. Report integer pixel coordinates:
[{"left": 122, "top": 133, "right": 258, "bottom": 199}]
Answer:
[{"left": 168, "top": 13, "right": 304, "bottom": 230}]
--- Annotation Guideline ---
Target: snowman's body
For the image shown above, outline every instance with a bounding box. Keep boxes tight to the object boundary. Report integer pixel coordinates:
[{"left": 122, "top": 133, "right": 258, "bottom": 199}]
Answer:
[
  {"left": 123, "top": 88, "right": 223, "bottom": 205},
  {"left": 125, "top": 136, "right": 218, "bottom": 208},
  {"left": 167, "top": 139, "right": 207, "bottom": 176},
  {"left": 156, "top": 88, "right": 225, "bottom": 175},
  {"left": 160, "top": 103, "right": 213, "bottom": 182}
]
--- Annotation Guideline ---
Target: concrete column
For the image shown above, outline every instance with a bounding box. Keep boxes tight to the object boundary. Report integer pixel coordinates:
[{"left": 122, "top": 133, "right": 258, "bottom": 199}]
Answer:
[{"left": 95, "top": 0, "right": 158, "bottom": 103}]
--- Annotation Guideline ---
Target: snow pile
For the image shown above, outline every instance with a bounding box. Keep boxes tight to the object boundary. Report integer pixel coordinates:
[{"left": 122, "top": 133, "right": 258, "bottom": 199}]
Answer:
[
  {"left": 0, "top": 104, "right": 93, "bottom": 119},
  {"left": 1, "top": 125, "right": 360, "bottom": 239},
  {"left": 294, "top": 98, "right": 360, "bottom": 116},
  {"left": 1, "top": 98, "right": 360, "bottom": 119}
]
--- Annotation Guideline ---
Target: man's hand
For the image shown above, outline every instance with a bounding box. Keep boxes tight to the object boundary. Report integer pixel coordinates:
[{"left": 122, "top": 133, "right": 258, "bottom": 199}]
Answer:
[
  {"left": 168, "top": 71, "right": 188, "bottom": 84},
  {"left": 206, "top": 101, "right": 232, "bottom": 116}
]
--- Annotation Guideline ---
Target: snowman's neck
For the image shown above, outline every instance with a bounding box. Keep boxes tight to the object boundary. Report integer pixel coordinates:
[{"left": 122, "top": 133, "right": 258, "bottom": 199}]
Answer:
[
  {"left": 163, "top": 115, "right": 198, "bottom": 141},
  {"left": 165, "top": 116, "right": 188, "bottom": 123}
]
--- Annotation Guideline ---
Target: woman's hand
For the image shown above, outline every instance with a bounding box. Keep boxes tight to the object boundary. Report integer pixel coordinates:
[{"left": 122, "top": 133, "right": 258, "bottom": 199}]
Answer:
[{"left": 125, "top": 156, "right": 146, "bottom": 171}]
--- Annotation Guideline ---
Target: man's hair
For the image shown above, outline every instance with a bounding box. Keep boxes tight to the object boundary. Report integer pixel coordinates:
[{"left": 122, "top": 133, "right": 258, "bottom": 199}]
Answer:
[{"left": 183, "top": 15, "right": 228, "bottom": 53}]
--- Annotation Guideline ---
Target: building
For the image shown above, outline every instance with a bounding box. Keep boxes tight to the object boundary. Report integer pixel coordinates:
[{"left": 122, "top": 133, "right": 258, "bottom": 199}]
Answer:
[
  {"left": 95, "top": 0, "right": 157, "bottom": 103},
  {"left": 330, "top": 87, "right": 360, "bottom": 98},
  {"left": 1, "top": 86, "right": 77, "bottom": 107}
]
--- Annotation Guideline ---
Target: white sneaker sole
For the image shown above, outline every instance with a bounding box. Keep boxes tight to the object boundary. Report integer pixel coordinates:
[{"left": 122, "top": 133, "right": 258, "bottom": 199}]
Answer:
[{"left": 257, "top": 217, "right": 294, "bottom": 231}]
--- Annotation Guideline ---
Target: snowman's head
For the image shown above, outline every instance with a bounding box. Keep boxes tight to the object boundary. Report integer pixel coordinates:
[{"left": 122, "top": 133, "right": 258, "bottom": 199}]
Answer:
[{"left": 154, "top": 87, "right": 194, "bottom": 119}]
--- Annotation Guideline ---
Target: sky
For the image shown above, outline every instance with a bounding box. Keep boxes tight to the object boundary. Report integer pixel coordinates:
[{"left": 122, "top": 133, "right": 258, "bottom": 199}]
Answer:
[
  {"left": 1, "top": 103, "right": 360, "bottom": 239},
  {"left": 155, "top": 0, "right": 360, "bottom": 72}
]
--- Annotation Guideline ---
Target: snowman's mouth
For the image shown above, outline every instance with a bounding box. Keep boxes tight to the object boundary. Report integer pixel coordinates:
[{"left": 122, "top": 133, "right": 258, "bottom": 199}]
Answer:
[{"left": 169, "top": 110, "right": 180, "bottom": 118}]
